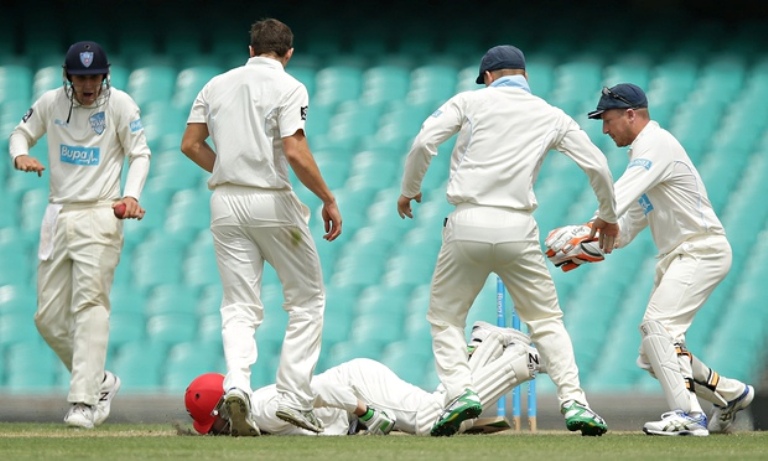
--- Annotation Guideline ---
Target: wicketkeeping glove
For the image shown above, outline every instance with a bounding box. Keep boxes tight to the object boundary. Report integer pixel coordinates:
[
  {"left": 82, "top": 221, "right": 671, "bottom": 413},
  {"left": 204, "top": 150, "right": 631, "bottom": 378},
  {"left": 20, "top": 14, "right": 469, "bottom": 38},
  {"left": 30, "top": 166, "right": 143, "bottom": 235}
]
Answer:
[{"left": 545, "top": 224, "right": 604, "bottom": 272}]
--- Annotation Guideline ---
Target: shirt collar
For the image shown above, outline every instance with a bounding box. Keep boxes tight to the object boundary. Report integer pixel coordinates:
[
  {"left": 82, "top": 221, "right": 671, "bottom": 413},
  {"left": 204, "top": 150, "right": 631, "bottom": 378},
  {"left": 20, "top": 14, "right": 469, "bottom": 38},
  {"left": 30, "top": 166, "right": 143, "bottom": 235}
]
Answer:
[
  {"left": 246, "top": 56, "right": 285, "bottom": 71},
  {"left": 489, "top": 75, "right": 531, "bottom": 93}
]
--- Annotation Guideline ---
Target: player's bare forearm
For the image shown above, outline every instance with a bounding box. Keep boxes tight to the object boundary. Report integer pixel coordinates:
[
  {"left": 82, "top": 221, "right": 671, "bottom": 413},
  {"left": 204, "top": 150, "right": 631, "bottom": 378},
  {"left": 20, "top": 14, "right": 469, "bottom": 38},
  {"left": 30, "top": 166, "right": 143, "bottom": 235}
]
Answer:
[
  {"left": 283, "top": 133, "right": 335, "bottom": 204},
  {"left": 180, "top": 123, "right": 216, "bottom": 173}
]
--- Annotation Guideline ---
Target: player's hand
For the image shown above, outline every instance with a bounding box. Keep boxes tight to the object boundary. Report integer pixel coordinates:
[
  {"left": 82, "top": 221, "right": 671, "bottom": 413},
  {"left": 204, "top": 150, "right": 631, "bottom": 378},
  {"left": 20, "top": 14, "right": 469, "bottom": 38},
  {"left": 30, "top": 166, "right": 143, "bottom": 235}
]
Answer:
[
  {"left": 589, "top": 217, "right": 619, "bottom": 253},
  {"left": 115, "top": 196, "right": 146, "bottom": 220},
  {"left": 322, "top": 199, "right": 342, "bottom": 241},
  {"left": 397, "top": 193, "right": 422, "bottom": 219},
  {"left": 14, "top": 155, "right": 45, "bottom": 177}
]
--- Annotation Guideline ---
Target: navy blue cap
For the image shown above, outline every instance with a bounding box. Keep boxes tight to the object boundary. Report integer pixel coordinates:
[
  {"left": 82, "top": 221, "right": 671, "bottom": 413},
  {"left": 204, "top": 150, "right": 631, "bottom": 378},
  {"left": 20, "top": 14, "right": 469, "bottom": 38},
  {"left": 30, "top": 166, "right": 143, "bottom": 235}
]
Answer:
[
  {"left": 476, "top": 45, "right": 526, "bottom": 84},
  {"left": 63, "top": 41, "right": 110, "bottom": 76},
  {"left": 588, "top": 83, "right": 648, "bottom": 119}
]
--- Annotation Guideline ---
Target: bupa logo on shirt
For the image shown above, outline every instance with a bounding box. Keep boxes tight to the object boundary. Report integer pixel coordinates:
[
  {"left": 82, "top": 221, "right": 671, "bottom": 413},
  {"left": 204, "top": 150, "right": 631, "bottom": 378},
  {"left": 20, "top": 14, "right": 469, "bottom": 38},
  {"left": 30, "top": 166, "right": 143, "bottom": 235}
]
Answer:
[
  {"left": 89, "top": 112, "right": 106, "bottom": 135},
  {"left": 60, "top": 145, "right": 100, "bottom": 166}
]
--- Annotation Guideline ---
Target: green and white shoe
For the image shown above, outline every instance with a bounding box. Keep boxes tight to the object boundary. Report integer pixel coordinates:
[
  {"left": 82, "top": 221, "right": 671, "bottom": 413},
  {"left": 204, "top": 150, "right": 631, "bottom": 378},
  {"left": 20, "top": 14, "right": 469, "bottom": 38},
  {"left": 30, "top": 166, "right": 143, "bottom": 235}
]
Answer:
[
  {"left": 430, "top": 389, "right": 482, "bottom": 437},
  {"left": 561, "top": 400, "right": 608, "bottom": 436}
]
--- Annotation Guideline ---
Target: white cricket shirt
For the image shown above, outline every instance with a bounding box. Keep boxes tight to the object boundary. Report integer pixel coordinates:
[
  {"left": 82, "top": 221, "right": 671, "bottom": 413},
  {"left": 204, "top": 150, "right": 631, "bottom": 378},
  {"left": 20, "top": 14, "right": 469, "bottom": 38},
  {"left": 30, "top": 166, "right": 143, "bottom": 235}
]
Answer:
[
  {"left": 9, "top": 87, "right": 151, "bottom": 203},
  {"left": 187, "top": 57, "right": 308, "bottom": 190},
  {"left": 614, "top": 121, "right": 725, "bottom": 254},
  {"left": 401, "top": 78, "right": 617, "bottom": 223}
]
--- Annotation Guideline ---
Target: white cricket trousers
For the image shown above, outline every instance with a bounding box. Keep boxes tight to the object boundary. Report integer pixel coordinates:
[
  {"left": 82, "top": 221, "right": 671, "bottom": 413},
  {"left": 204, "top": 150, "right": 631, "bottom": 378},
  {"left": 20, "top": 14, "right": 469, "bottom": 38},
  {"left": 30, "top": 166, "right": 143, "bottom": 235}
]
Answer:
[
  {"left": 211, "top": 185, "right": 324, "bottom": 410},
  {"left": 428, "top": 204, "right": 588, "bottom": 407},
  {"left": 35, "top": 204, "right": 122, "bottom": 405},
  {"left": 638, "top": 234, "right": 745, "bottom": 401}
]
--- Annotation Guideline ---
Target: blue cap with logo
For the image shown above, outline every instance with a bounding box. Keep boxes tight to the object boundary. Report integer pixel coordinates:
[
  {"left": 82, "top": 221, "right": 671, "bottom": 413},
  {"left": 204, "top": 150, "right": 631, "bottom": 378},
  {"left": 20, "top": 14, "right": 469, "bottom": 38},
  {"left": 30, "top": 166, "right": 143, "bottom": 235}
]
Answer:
[
  {"left": 588, "top": 83, "right": 648, "bottom": 119},
  {"left": 476, "top": 45, "right": 526, "bottom": 84},
  {"left": 63, "top": 41, "right": 110, "bottom": 76}
]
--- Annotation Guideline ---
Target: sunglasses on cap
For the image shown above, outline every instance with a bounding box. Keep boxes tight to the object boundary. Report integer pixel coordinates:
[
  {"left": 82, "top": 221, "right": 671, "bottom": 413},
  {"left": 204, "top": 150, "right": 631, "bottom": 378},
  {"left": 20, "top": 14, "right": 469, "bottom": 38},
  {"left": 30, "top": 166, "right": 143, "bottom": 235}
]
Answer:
[{"left": 602, "top": 87, "right": 637, "bottom": 108}]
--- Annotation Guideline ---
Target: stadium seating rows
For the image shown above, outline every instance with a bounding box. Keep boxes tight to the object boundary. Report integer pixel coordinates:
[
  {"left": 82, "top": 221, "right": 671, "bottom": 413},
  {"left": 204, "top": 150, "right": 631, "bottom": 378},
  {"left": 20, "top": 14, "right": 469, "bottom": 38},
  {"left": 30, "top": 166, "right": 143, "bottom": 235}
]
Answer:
[{"left": 1, "top": 16, "right": 767, "bottom": 395}]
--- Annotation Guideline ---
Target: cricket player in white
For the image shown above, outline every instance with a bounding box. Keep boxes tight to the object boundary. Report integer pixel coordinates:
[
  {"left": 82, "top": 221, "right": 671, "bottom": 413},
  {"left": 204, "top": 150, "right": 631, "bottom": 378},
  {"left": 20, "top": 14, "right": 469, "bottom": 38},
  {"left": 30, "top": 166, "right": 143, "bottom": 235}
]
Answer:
[
  {"left": 560, "top": 83, "right": 753, "bottom": 436},
  {"left": 396, "top": 45, "right": 619, "bottom": 437},
  {"left": 9, "top": 41, "right": 150, "bottom": 428},
  {"left": 185, "top": 322, "right": 540, "bottom": 436},
  {"left": 181, "top": 18, "right": 342, "bottom": 435}
]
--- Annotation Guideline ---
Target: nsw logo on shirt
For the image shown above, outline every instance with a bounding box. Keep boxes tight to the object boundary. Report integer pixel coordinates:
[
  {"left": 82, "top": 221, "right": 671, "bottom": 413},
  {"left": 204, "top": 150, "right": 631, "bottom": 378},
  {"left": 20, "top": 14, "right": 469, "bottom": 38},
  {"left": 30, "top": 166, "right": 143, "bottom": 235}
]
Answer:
[
  {"left": 60, "top": 145, "right": 100, "bottom": 166},
  {"left": 89, "top": 112, "right": 106, "bottom": 135}
]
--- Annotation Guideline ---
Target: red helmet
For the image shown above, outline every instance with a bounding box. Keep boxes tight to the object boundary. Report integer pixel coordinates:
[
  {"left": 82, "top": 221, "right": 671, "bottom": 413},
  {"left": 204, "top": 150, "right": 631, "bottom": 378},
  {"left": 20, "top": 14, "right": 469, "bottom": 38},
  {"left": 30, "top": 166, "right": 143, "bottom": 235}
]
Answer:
[{"left": 184, "top": 373, "right": 225, "bottom": 434}]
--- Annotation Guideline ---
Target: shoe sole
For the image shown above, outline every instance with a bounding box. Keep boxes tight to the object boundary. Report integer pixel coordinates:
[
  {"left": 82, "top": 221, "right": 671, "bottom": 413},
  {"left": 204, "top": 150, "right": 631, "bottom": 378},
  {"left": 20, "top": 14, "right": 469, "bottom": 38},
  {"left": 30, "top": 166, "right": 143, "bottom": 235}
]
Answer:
[
  {"left": 643, "top": 427, "right": 709, "bottom": 436},
  {"left": 567, "top": 420, "right": 608, "bottom": 437},
  {"left": 276, "top": 408, "right": 323, "bottom": 433},
  {"left": 224, "top": 396, "right": 260, "bottom": 437},
  {"left": 430, "top": 405, "right": 482, "bottom": 437}
]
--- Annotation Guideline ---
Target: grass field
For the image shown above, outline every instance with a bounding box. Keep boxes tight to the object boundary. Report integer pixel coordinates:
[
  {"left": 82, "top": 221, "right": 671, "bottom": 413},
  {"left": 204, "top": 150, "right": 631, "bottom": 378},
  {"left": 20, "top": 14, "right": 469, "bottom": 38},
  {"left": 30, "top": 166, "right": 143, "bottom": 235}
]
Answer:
[{"left": 0, "top": 424, "right": 765, "bottom": 461}]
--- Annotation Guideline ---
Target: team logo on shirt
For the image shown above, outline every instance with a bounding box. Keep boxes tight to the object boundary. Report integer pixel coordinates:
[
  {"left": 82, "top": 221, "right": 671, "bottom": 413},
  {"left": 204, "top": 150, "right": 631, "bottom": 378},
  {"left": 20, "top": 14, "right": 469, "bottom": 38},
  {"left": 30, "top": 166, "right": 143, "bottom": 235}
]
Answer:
[
  {"left": 21, "top": 108, "right": 34, "bottom": 123},
  {"left": 80, "top": 51, "right": 94, "bottom": 68},
  {"left": 638, "top": 194, "right": 654, "bottom": 215},
  {"left": 430, "top": 109, "right": 443, "bottom": 118},
  {"left": 301, "top": 105, "right": 307, "bottom": 121},
  {"left": 60, "top": 145, "right": 100, "bottom": 166},
  {"left": 89, "top": 111, "right": 106, "bottom": 135},
  {"left": 628, "top": 158, "right": 652, "bottom": 170},
  {"left": 130, "top": 118, "right": 143, "bottom": 132}
]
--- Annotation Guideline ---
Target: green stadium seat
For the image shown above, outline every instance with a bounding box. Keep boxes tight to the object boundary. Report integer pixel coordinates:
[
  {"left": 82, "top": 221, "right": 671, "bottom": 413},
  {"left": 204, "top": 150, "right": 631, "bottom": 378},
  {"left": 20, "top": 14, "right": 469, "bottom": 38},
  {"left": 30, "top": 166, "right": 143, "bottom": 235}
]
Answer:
[
  {"left": 375, "top": 100, "right": 435, "bottom": 141},
  {"left": 354, "top": 285, "right": 409, "bottom": 318},
  {"left": 198, "top": 313, "right": 222, "bottom": 345},
  {"left": 139, "top": 103, "right": 189, "bottom": 152},
  {"left": 31, "top": 66, "right": 61, "bottom": 101},
  {"left": 197, "top": 283, "right": 223, "bottom": 316},
  {"left": 145, "top": 284, "right": 200, "bottom": 316},
  {"left": 321, "top": 307, "right": 354, "bottom": 351},
  {"left": 325, "top": 100, "right": 383, "bottom": 145},
  {"left": 113, "top": 341, "right": 166, "bottom": 390},
  {"left": 286, "top": 66, "right": 317, "bottom": 96},
  {"left": 126, "top": 65, "right": 177, "bottom": 109},
  {"left": 183, "top": 233, "right": 218, "bottom": 291},
  {"left": 408, "top": 65, "right": 458, "bottom": 107},
  {"left": 380, "top": 342, "right": 432, "bottom": 387},
  {"left": 0, "top": 284, "right": 36, "bottom": 316},
  {"left": 172, "top": 65, "right": 222, "bottom": 110},
  {"left": 163, "top": 341, "right": 222, "bottom": 391},
  {"left": 148, "top": 149, "right": 206, "bottom": 190},
  {"left": 325, "top": 339, "right": 387, "bottom": 368},
  {"left": 0, "top": 312, "right": 38, "bottom": 348},
  {"left": 109, "top": 311, "right": 145, "bottom": 349},
  {"left": 164, "top": 188, "right": 212, "bottom": 245},
  {"left": 146, "top": 313, "right": 198, "bottom": 345},
  {"left": 4, "top": 341, "right": 60, "bottom": 392},
  {"left": 312, "top": 66, "right": 364, "bottom": 108},
  {"left": 603, "top": 54, "right": 652, "bottom": 91},
  {"left": 361, "top": 65, "right": 411, "bottom": 105},
  {"left": 131, "top": 233, "right": 186, "bottom": 290}
]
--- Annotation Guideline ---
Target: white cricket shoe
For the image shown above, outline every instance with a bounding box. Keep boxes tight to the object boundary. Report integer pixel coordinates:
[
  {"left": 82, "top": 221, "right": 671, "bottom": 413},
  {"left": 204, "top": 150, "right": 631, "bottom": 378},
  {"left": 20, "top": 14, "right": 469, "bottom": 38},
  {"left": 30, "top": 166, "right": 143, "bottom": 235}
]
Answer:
[
  {"left": 93, "top": 371, "right": 121, "bottom": 426},
  {"left": 708, "top": 385, "right": 754, "bottom": 434},
  {"left": 223, "top": 388, "right": 261, "bottom": 437},
  {"left": 64, "top": 403, "right": 94, "bottom": 429},
  {"left": 643, "top": 410, "right": 709, "bottom": 436}
]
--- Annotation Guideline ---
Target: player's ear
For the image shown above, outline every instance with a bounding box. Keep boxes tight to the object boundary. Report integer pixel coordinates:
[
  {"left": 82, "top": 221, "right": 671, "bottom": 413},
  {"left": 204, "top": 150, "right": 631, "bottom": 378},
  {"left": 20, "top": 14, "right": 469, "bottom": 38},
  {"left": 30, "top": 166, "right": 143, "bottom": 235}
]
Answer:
[{"left": 248, "top": 45, "right": 255, "bottom": 58}]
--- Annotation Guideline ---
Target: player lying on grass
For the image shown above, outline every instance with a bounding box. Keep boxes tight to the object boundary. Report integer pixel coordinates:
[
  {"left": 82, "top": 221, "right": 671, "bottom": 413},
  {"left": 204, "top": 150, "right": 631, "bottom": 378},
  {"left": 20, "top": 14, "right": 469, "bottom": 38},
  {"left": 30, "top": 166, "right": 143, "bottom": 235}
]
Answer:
[{"left": 185, "top": 322, "right": 542, "bottom": 436}]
